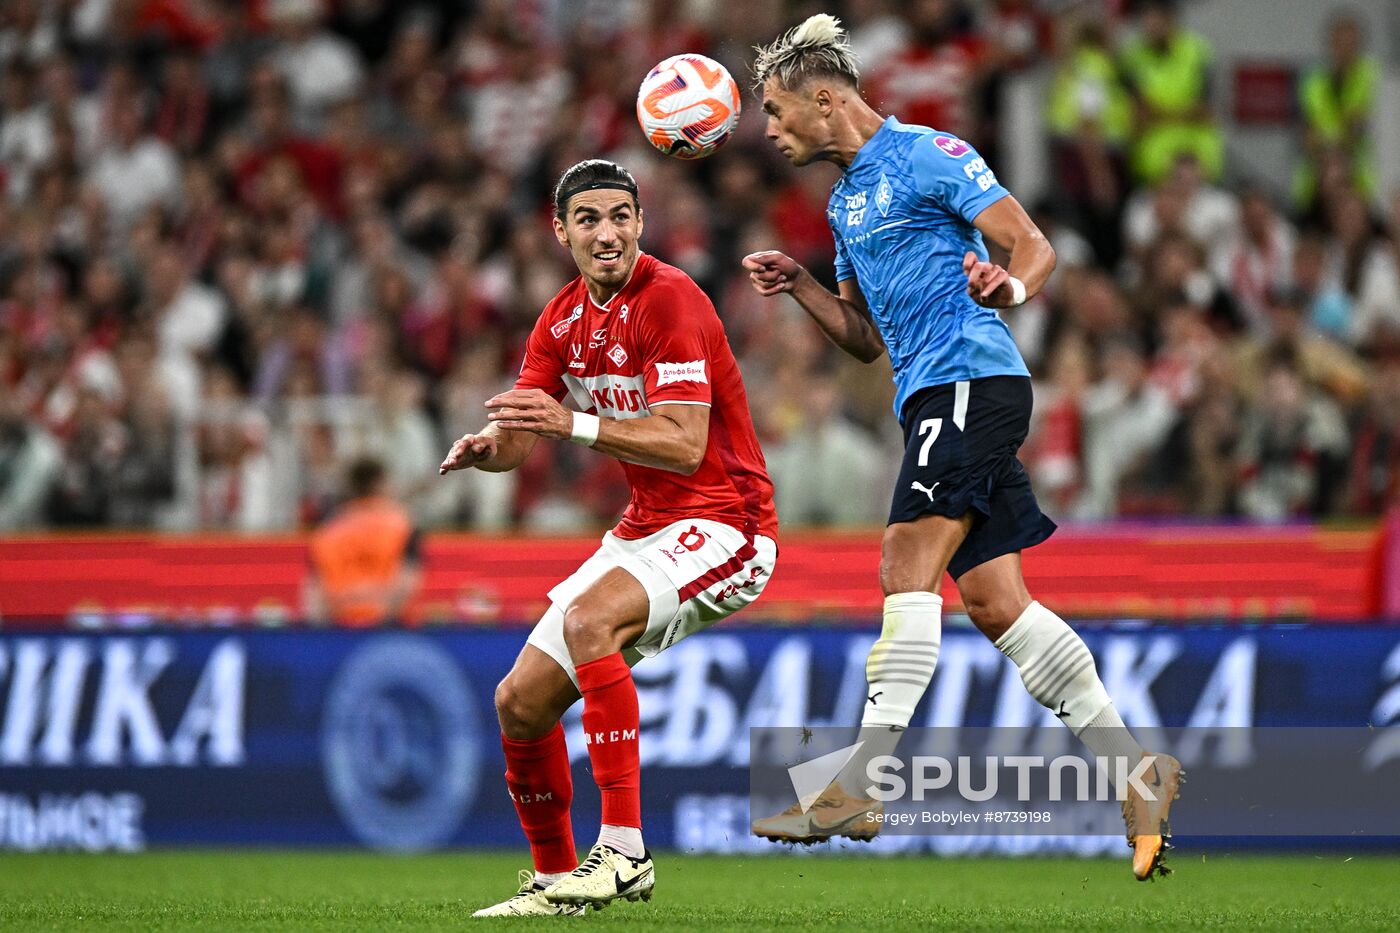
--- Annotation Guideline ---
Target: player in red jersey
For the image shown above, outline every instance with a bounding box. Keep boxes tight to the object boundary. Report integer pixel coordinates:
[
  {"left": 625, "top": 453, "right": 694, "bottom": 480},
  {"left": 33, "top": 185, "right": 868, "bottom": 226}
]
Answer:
[{"left": 440, "top": 159, "right": 778, "bottom": 916}]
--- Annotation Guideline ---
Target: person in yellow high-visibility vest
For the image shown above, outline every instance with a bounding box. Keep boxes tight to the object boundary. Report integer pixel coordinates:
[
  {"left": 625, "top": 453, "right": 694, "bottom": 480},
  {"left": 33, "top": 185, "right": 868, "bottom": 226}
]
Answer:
[
  {"left": 1119, "top": 0, "right": 1224, "bottom": 185},
  {"left": 1046, "top": 17, "right": 1135, "bottom": 264},
  {"left": 1295, "top": 12, "right": 1380, "bottom": 208}
]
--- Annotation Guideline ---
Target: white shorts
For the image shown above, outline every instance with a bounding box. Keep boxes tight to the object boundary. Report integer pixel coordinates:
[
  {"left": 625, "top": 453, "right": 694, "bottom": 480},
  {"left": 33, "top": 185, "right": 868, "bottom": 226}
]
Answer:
[{"left": 526, "top": 518, "right": 778, "bottom": 685}]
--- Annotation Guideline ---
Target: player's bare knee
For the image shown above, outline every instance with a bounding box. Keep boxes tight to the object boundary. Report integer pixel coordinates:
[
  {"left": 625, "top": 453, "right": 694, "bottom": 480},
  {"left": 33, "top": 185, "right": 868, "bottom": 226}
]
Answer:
[
  {"left": 879, "top": 524, "right": 930, "bottom": 595},
  {"left": 963, "top": 590, "right": 1028, "bottom": 640},
  {"left": 495, "top": 677, "right": 547, "bottom": 739},
  {"left": 561, "top": 601, "right": 614, "bottom": 659}
]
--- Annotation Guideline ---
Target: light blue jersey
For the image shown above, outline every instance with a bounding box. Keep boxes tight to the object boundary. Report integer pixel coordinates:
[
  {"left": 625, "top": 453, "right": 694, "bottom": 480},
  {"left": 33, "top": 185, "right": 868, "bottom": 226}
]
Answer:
[{"left": 828, "top": 116, "right": 1029, "bottom": 420}]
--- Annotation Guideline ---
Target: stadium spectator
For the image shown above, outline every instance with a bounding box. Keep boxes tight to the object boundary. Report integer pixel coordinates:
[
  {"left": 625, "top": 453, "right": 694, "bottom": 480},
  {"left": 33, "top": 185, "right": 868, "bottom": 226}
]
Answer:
[
  {"left": 233, "top": 66, "right": 344, "bottom": 217},
  {"left": 1118, "top": 0, "right": 1223, "bottom": 184},
  {"left": 866, "top": 0, "right": 983, "bottom": 140},
  {"left": 85, "top": 95, "right": 181, "bottom": 230},
  {"left": 0, "top": 62, "right": 52, "bottom": 201},
  {"left": 356, "top": 363, "right": 440, "bottom": 523},
  {"left": 1074, "top": 337, "right": 1177, "bottom": 519},
  {"left": 41, "top": 56, "right": 101, "bottom": 164},
  {"left": 1212, "top": 188, "right": 1296, "bottom": 339},
  {"left": 1236, "top": 354, "right": 1349, "bottom": 521},
  {"left": 1046, "top": 18, "right": 1132, "bottom": 267},
  {"left": 845, "top": 0, "right": 909, "bottom": 75},
  {"left": 1296, "top": 11, "right": 1380, "bottom": 208},
  {"left": 0, "top": 391, "right": 59, "bottom": 529},
  {"left": 1234, "top": 287, "right": 1369, "bottom": 408},
  {"left": 1123, "top": 155, "right": 1239, "bottom": 264},
  {"left": 1025, "top": 333, "right": 1091, "bottom": 515},
  {"left": 304, "top": 455, "right": 423, "bottom": 626},
  {"left": 108, "top": 373, "right": 178, "bottom": 527},
  {"left": 195, "top": 366, "right": 277, "bottom": 530},
  {"left": 45, "top": 385, "right": 123, "bottom": 526},
  {"left": 464, "top": 29, "right": 571, "bottom": 176},
  {"left": 766, "top": 380, "right": 886, "bottom": 527},
  {"left": 144, "top": 242, "right": 227, "bottom": 416},
  {"left": 0, "top": 0, "right": 59, "bottom": 69},
  {"left": 268, "top": 0, "right": 364, "bottom": 123},
  {"left": 1327, "top": 190, "right": 1400, "bottom": 350},
  {"left": 1180, "top": 348, "right": 1244, "bottom": 516},
  {"left": 155, "top": 49, "right": 212, "bottom": 157},
  {"left": 1292, "top": 231, "right": 1353, "bottom": 342},
  {"left": 1347, "top": 355, "right": 1400, "bottom": 515}
]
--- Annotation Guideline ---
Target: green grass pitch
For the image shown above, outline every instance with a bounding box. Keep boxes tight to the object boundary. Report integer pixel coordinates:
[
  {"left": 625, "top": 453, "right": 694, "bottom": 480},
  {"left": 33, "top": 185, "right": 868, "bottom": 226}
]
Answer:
[{"left": 1, "top": 851, "right": 1397, "bottom": 930}]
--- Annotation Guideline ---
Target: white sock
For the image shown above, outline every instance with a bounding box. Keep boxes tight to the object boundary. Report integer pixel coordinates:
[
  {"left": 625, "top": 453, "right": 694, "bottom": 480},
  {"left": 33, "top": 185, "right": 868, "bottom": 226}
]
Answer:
[
  {"left": 836, "top": 592, "right": 941, "bottom": 796},
  {"left": 836, "top": 724, "right": 905, "bottom": 797},
  {"left": 995, "top": 601, "right": 1144, "bottom": 772},
  {"left": 596, "top": 824, "right": 644, "bottom": 859},
  {"left": 534, "top": 871, "right": 568, "bottom": 886},
  {"left": 862, "top": 592, "right": 941, "bottom": 728}
]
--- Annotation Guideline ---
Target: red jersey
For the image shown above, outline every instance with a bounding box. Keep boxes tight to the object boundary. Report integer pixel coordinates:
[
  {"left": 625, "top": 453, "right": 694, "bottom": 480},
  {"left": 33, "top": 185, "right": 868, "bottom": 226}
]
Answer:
[{"left": 516, "top": 253, "right": 778, "bottom": 542}]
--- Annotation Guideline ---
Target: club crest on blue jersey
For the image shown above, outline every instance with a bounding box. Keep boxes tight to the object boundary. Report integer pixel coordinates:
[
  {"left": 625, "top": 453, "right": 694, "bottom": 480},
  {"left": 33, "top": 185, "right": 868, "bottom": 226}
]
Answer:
[{"left": 875, "top": 174, "right": 893, "bottom": 217}]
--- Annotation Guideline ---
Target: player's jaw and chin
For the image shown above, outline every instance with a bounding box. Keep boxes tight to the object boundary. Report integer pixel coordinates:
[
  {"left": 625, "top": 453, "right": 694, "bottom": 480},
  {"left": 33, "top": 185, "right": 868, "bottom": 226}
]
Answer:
[{"left": 580, "top": 240, "right": 638, "bottom": 294}]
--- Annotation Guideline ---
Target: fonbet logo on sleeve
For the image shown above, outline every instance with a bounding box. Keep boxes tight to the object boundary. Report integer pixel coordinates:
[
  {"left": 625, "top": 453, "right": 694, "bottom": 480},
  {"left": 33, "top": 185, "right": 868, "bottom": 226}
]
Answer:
[
  {"left": 551, "top": 304, "right": 584, "bottom": 339},
  {"left": 934, "top": 135, "right": 970, "bottom": 158},
  {"left": 655, "top": 360, "right": 707, "bottom": 387}
]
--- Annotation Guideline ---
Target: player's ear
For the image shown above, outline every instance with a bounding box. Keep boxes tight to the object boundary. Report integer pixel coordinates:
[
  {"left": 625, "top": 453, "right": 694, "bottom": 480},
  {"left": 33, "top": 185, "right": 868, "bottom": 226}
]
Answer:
[
  {"left": 634, "top": 206, "right": 644, "bottom": 239},
  {"left": 552, "top": 215, "right": 569, "bottom": 247},
  {"left": 813, "top": 84, "right": 834, "bottom": 116}
]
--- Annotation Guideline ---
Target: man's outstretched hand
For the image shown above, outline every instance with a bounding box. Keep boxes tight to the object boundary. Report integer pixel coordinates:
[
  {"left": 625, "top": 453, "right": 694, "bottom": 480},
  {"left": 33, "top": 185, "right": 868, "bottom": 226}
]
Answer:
[
  {"left": 439, "top": 432, "right": 498, "bottom": 474},
  {"left": 743, "top": 250, "right": 803, "bottom": 297}
]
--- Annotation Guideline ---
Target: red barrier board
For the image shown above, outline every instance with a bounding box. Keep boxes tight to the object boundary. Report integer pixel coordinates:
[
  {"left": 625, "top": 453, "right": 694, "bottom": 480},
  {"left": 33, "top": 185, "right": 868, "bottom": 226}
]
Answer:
[{"left": 0, "top": 524, "right": 1380, "bottom": 626}]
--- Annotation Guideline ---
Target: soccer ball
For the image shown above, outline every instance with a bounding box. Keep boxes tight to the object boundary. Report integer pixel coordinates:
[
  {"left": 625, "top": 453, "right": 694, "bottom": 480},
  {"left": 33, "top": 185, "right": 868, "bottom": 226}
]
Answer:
[{"left": 636, "top": 54, "right": 741, "bottom": 160}]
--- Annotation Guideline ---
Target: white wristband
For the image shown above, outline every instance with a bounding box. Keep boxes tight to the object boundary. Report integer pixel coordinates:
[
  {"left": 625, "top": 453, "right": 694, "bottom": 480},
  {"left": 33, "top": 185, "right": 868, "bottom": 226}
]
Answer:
[
  {"left": 569, "top": 412, "right": 600, "bottom": 447},
  {"left": 1007, "top": 276, "right": 1027, "bottom": 307}
]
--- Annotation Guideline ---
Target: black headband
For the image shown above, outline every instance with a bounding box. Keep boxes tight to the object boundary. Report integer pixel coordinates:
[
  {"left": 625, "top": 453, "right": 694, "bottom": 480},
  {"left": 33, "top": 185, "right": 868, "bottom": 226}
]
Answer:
[{"left": 557, "top": 180, "right": 639, "bottom": 208}]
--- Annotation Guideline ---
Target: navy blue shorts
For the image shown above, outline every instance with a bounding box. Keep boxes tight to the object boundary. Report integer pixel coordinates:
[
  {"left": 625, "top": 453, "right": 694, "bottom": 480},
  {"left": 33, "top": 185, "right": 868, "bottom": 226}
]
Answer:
[{"left": 889, "top": 376, "right": 1056, "bottom": 580}]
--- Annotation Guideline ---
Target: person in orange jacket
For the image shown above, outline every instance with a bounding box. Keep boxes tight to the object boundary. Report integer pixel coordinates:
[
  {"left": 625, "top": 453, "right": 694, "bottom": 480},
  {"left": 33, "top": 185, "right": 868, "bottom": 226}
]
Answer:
[{"left": 304, "top": 456, "right": 422, "bottom": 626}]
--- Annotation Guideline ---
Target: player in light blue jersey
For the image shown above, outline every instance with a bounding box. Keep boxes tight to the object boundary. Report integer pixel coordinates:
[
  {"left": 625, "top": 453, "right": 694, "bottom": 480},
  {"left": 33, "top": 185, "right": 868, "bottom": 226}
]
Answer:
[{"left": 744, "top": 14, "right": 1180, "bottom": 881}]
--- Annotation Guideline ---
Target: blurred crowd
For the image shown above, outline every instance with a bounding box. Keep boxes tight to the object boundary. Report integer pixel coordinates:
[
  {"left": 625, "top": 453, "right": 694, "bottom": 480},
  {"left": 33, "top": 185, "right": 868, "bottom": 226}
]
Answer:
[{"left": 0, "top": 0, "right": 1397, "bottom": 533}]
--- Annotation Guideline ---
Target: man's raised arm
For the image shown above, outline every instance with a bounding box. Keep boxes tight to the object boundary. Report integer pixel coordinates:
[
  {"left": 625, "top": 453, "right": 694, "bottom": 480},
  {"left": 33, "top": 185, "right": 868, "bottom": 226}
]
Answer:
[{"left": 743, "top": 250, "right": 886, "bottom": 364}]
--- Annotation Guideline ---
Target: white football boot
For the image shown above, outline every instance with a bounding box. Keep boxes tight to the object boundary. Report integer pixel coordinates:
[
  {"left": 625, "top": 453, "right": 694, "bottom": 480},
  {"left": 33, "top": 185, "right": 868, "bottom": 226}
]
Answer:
[
  {"left": 472, "top": 869, "right": 584, "bottom": 917},
  {"left": 542, "top": 843, "right": 655, "bottom": 909}
]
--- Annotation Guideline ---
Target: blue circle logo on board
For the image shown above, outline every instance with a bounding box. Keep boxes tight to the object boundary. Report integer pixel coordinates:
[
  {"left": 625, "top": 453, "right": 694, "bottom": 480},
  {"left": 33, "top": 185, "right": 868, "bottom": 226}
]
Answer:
[{"left": 321, "top": 635, "right": 481, "bottom": 850}]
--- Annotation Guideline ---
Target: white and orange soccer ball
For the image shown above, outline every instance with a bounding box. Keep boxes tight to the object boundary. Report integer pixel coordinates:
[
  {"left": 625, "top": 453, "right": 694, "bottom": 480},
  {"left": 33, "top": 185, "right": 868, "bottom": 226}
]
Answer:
[{"left": 636, "top": 54, "right": 741, "bottom": 160}]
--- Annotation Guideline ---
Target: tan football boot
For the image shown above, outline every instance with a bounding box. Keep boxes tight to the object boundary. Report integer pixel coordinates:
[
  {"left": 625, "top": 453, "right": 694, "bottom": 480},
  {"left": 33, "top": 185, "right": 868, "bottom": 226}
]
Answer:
[
  {"left": 1121, "top": 752, "right": 1184, "bottom": 881},
  {"left": 752, "top": 785, "right": 883, "bottom": 844},
  {"left": 810, "top": 785, "right": 883, "bottom": 840}
]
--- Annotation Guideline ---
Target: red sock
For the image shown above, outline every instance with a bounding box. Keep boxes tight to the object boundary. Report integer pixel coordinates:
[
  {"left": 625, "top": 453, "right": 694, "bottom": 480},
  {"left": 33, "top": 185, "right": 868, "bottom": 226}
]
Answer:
[
  {"left": 501, "top": 723, "right": 577, "bottom": 874},
  {"left": 576, "top": 653, "right": 641, "bottom": 828}
]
